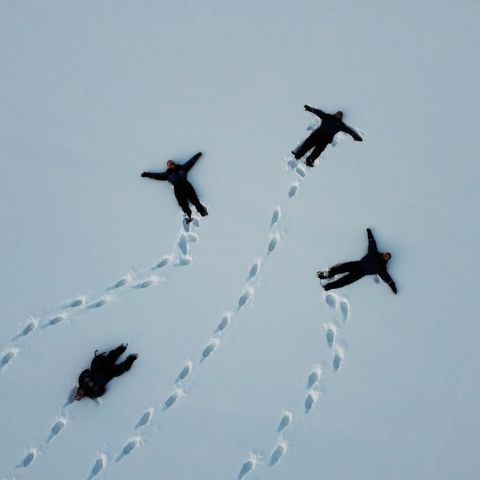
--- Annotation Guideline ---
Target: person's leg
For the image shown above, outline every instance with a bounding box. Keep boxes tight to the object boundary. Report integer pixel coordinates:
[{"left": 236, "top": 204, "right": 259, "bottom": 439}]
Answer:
[
  {"left": 293, "top": 132, "right": 318, "bottom": 159},
  {"left": 111, "top": 354, "right": 138, "bottom": 378},
  {"left": 186, "top": 182, "right": 208, "bottom": 217},
  {"left": 105, "top": 343, "right": 128, "bottom": 363},
  {"left": 328, "top": 261, "right": 361, "bottom": 278},
  {"left": 324, "top": 271, "right": 365, "bottom": 291},
  {"left": 174, "top": 187, "right": 192, "bottom": 220},
  {"left": 305, "top": 139, "right": 329, "bottom": 167}
]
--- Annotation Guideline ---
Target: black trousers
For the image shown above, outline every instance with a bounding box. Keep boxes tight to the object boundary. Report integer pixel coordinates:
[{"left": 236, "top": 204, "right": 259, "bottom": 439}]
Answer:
[
  {"left": 323, "top": 261, "right": 366, "bottom": 291},
  {"left": 174, "top": 182, "right": 207, "bottom": 218},
  {"left": 293, "top": 131, "right": 330, "bottom": 165},
  {"left": 92, "top": 344, "right": 136, "bottom": 379}
]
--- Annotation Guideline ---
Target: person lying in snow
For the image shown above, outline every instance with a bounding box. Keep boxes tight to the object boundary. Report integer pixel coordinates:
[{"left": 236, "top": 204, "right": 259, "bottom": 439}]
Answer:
[
  {"left": 141, "top": 152, "right": 208, "bottom": 223},
  {"left": 292, "top": 105, "right": 362, "bottom": 167},
  {"left": 317, "top": 228, "right": 397, "bottom": 294},
  {"left": 75, "top": 344, "right": 138, "bottom": 400}
]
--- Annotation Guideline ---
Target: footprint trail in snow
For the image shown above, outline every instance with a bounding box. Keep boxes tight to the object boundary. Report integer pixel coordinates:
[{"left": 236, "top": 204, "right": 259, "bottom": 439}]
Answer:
[{"left": 1, "top": 218, "right": 202, "bottom": 379}]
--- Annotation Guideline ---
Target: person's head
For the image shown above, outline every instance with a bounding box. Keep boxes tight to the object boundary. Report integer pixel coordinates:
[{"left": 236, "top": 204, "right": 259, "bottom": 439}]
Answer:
[
  {"left": 166, "top": 160, "right": 176, "bottom": 169},
  {"left": 383, "top": 252, "right": 392, "bottom": 261},
  {"left": 334, "top": 111, "right": 343, "bottom": 120},
  {"left": 75, "top": 387, "right": 86, "bottom": 401}
]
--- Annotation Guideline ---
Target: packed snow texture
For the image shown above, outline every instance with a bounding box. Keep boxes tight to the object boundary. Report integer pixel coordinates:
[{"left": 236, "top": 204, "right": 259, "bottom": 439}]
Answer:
[{"left": 1, "top": 1, "right": 479, "bottom": 480}]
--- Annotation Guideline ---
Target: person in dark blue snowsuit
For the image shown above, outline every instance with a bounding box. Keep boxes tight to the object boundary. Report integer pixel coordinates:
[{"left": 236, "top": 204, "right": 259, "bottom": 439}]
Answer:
[
  {"left": 75, "top": 344, "right": 138, "bottom": 400},
  {"left": 317, "top": 229, "right": 397, "bottom": 294},
  {"left": 292, "top": 105, "right": 363, "bottom": 167},
  {"left": 141, "top": 152, "right": 208, "bottom": 222}
]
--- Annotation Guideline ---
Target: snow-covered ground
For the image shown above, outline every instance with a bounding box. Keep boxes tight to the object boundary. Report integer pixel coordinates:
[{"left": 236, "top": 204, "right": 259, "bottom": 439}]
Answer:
[{"left": 1, "top": 1, "right": 479, "bottom": 479}]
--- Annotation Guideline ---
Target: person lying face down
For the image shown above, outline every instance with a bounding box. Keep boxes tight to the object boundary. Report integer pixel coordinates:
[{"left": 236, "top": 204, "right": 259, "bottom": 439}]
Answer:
[
  {"left": 141, "top": 152, "right": 208, "bottom": 223},
  {"left": 292, "top": 105, "right": 363, "bottom": 167},
  {"left": 317, "top": 228, "right": 397, "bottom": 294},
  {"left": 75, "top": 343, "right": 138, "bottom": 401}
]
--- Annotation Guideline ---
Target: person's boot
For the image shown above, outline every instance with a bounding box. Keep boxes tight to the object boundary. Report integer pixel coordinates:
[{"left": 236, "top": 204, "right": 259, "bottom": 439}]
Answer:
[
  {"left": 317, "top": 270, "right": 329, "bottom": 279},
  {"left": 306, "top": 159, "right": 315, "bottom": 168},
  {"left": 198, "top": 206, "right": 208, "bottom": 217},
  {"left": 184, "top": 214, "right": 193, "bottom": 224}
]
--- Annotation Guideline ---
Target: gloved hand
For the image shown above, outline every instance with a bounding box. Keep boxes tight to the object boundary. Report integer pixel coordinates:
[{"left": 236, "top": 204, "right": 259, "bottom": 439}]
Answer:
[{"left": 141, "top": 172, "right": 147, "bottom": 177}]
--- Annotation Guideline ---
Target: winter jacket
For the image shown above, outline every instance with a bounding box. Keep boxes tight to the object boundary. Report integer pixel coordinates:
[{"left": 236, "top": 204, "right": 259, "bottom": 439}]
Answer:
[
  {"left": 141, "top": 152, "right": 202, "bottom": 187},
  {"left": 360, "top": 229, "right": 397, "bottom": 293},
  {"left": 305, "top": 106, "right": 362, "bottom": 143}
]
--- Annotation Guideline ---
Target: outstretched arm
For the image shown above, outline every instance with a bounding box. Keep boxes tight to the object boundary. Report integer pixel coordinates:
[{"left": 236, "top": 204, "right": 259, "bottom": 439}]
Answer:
[
  {"left": 183, "top": 152, "right": 202, "bottom": 173},
  {"left": 366, "top": 228, "right": 378, "bottom": 254},
  {"left": 341, "top": 123, "right": 363, "bottom": 141},
  {"left": 304, "top": 104, "right": 327, "bottom": 120},
  {"left": 379, "top": 270, "right": 397, "bottom": 294},
  {"left": 141, "top": 171, "right": 168, "bottom": 181}
]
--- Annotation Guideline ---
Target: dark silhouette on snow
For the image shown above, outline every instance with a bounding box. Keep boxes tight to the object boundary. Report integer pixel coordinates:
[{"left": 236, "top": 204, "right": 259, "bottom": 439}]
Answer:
[
  {"left": 317, "top": 229, "right": 397, "bottom": 294},
  {"left": 75, "top": 344, "right": 138, "bottom": 400},
  {"left": 141, "top": 152, "right": 208, "bottom": 222},
  {"left": 292, "top": 105, "right": 362, "bottom": 167}
]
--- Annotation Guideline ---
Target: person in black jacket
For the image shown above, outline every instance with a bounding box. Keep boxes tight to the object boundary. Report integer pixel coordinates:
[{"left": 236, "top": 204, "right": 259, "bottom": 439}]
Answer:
[
  {"left": 141, "top": 152, "right": 208, "bottom": 223},
  {"left": 74, "top": 344, "right": 138, "bottom": 401},
  {"left": 292, "top": 105, "right": 363, "bottom": 167},
  {"left": 317, "top": 229, "right": 397, "bottom": 294}
]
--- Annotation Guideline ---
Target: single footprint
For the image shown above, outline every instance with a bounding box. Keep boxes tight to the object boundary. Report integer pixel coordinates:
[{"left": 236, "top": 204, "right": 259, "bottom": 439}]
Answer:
[
  {"left": 247, "top": 260, "right": 261, "bottom": 281},
  {"left": 238, "top": 287, "right": 253, "bottom": 310},
  {"left": 15, "top": 320, "right": 38, "bottom": 339},
  {"left": 108, "top": 276, "right": 130, "bottom": 290},
  {"left": 215, "top": 313, "right": 231, "bottom": 333},
  {"left": 307, "top": 366, "right": 322, "bottom": 389},
  {"left": 187, "top": 232, "right": 199, "bottom": 243},
  {"left": 64, "top": 297, "right": 85, "bottom": 309},
  {"left": 339, "top": 299, "right": 350, "bottom": 321},
  {"left": 132, "top": 277, "right": 157, "bottom": 289},
  {"left": 295, "top": 165, "right": 306, "bottom": 178},
  {"left": 288, "top": 183, "right": 299, "bottom": 198},
  {"left": 163, "top": 388, "right": 183, "bottom": 411},
  {"left": 277, "top": 411, "right": 293, "bottom": 433},
  {"left": 287, "top": 159, "right": 297, "bottom": 170},
  {"left": 270, "top": 442, "right": 287, "bottom": 466},
  {"left": 43, "top": 314, "right": 67, "bottom": 328},
  {"left": 178, "top": 233, "right": 189, "bottom": 256},
  {"left": 176, "top": 255, "right": 192, "bottom": 267},
  {"left": 88, "top": 454, "right": 107, "bottom": 479},
  {"left": 325, "top": 326, "right": 336, "bottom": 348},
  {"left": 47, "top": 418, "right": 66, "bottom": 442},
  {"left": 64, "top": 385, "right": 77, "bottom": 407},
  {"left": 267, "top": 234, "right": 280, "bottom": 255},
  {"left": 270, "top": 206, "right": 281, "bottom": 228},
  {"left": 135, "top": 408, "right": 154, "bottom": 429},
  {"left": 176, "top": 361, "right": 192, "bottom": 382},
  {"left": 17, "top": 449, "right": 37, "bottom": 468},
  {"left": 153, "top": 256, "right": 171, "bottom": 270},
  {"left": 192, "top": 217, "right": 200, "bottom": 227},
  {"left": 238, "top": 454, "right": 257, "bottom": 480},
  {"left": 1, "top": 349, "right": 17, "bottom": 369},
  {"left": 201, "top": 339, "right": 220, "bottom": 361},
  {"left": 305, "top": 391, "right": 319, "bottom": 413},
  {"left": 87, "top": 297, "right": 109, "bottom": 310},
  {"left": 324, "top": 293, "right": 337, "bottom": 309},
  {"left": 333, "top": 348, "right": 344, "bottom": 371},
  {"left": 117, "top": 437, "right": 141, "bottom": 461}
]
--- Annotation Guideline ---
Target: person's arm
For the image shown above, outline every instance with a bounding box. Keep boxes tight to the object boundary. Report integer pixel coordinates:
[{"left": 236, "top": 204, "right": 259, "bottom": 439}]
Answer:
[
  {"left": 304, "top": 104, "right": 327, "bottom": 119},
  {"left": 341, "top": 123, "right": 363, "bottom": 141},
  {"left": 379, "top": 270, "right": 397, "bottom": 294},
  {"left": 366, "top": 228, "right": 378, "bottom": 254},
  {"left": 183, "top": 152, "right": 202, "bottom": 173},
  {"left": 141, "top": 171, "right": 168, "bottom": 181},
  {"left": 87, "top": 384, "right": 106, "bottom": 399}
]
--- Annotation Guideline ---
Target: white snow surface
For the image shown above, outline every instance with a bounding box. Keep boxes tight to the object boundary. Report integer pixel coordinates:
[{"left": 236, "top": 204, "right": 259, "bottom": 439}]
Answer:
[{"left": 1, "top": 1, "right": 479, "bottom": 479}]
